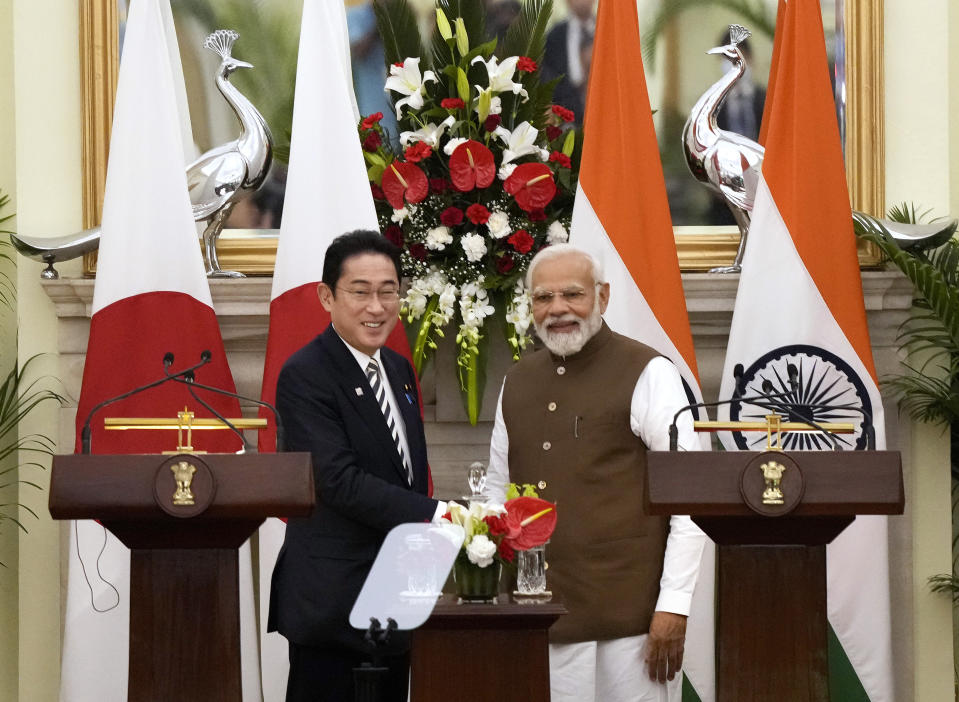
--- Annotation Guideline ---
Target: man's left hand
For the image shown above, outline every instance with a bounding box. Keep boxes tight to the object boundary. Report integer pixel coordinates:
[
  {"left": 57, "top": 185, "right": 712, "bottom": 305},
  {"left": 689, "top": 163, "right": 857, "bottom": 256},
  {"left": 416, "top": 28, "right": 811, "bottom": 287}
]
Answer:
[{"left": 643, "top": 611, "right": 687, "bottom": 684}]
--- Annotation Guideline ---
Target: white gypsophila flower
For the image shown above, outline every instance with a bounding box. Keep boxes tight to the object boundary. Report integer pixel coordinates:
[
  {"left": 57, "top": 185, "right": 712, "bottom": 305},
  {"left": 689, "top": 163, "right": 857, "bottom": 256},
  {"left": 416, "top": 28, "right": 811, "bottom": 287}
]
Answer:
[
  {"left": 444, "top": 137, "right": 469, "bottom": 156},
  {"left": 465, "top": 534, "right": 498, "bottom": 567},
  {"left": 426, "top": 225, "right": 454, "bottom": 251},
  {"left": 391, "top": 207, "right": 409, "bottom": 223},
  {"left": 547, "top": 220, "right": 569, "bottom": 244},
  {"left": 487, "top": 210, "right": 510, "bottom": 239},
  {"left": 497, "top": 163, "right": 517, "bottom": 181},
  {"left": 461, "top": 232, "right": 488, "bottom": 262}
]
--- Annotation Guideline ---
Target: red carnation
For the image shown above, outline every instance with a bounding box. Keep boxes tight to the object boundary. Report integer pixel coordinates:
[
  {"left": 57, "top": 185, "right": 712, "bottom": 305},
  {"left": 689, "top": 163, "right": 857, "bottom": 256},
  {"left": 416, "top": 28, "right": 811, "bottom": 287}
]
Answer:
[
  {"left": 381, "top": 161, "right": 429, "bottom": 209},
  {"left": 430, "top": 178, "right": 449, "bottom": 194},
  {"left": 370, "top": 183, "right": 386, "bottom": 200},
  {"left": 384, "top": 225, "right": 404, "bottom": 247},
  {"left": 393, "top": 62, "right": 404, "bottom": 67},
  {"left": 449, "top": 140, "right": 496, "bottom": 192},
  {"left": 441, "top": 97, "right": 466, "bottom": 110},
  {"left": 466, "top": 203, "right": 491, "bottom": 225},
  {"left": 404, "top": 142, "right": 433, "bottom": 163},
  {"left": 484, "top": 515, "right": 508, "bottom": 536},
  {"left": 496, "top": 254, "right": 515, "bottom": 273},
  {"left": 551, "top": 104, "right": 575, "bottom": 123},
  {"left": 362, "top": 131, "right": 382, "bottom": 152},
  {"left": 504, "top": 162, "right": 557, "bottom": 212},
  {"left": 508, "top": 229, "right": 534, "bottom": 254},
  {"left": 409, "top": 243, "right": 427, "bottom": 261},
  {"left": 528, "top": 208, "right": 547, "bottom": 222},
  {"left": 484, "top": 114, "right": 502, "bottom": 132},
  {"left": 546, "top": 125, "right": 563, "bottom": 142},
  {"left": 361, "top": 112, "right": 383, "bottom": 130},
  {"left": 498, "top": 540, "right": 516, "bottom": 564},
  {"left": 549, "top": 151, "right": 572, "bottom": 168},
  {"left": 440, "top": 206, "right": 464, "bottom": 227},
  {"left": 517, "top": 56, "right": 538, "bottom": 73},
  {"left": 442, "top": 511, "right": 452, "bottom": 522}
]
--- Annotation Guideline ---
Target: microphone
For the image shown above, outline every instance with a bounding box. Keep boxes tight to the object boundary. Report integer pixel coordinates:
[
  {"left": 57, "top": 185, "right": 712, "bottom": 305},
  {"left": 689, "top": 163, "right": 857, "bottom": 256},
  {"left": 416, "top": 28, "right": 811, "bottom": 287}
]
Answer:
[
  {"left": 80, "top": 352, "right": 212, "bottom": 454},
  {"left": 164, "top": 355, "right": 286, "bottom": 453},
  {"left": 162, "top": 352, "right": 249, "bottom": 453},
  {"left": 787, "top": 363, "right": 800, "bottom": 393}
]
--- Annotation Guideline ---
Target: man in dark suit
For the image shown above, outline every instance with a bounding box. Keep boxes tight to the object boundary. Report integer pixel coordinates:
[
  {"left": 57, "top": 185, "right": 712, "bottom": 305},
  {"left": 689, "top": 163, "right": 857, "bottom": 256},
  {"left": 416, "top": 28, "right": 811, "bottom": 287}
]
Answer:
[
  {"left": 268, "top": 230, "right": 445, "bottom": 702},
  {"left": 541, "top": 0, "right": 596, "bottom": 125}
]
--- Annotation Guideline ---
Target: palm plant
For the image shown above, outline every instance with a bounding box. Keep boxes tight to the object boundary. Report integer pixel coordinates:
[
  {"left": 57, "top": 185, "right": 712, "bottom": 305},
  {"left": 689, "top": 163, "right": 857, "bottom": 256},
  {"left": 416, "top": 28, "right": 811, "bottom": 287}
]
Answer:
[
  {"left": 0, "top": 190, "right": 65, "bottom": 566},
  {"left": 854, "top": 204, "right": 959, "bottom": 597}
]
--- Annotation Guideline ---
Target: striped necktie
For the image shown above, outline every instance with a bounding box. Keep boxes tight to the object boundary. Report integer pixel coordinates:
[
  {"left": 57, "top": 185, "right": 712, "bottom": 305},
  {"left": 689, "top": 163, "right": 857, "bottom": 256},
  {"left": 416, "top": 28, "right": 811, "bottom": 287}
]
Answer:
[{"left": 366, "top": 358, "right": 413, "bottom": 485}]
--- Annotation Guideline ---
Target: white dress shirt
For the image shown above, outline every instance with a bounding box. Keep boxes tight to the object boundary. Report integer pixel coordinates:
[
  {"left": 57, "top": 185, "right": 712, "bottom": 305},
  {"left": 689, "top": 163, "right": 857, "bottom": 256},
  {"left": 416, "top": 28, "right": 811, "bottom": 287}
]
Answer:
[{"left": 487, "top": 355, "right": 706, "bottom": 616}]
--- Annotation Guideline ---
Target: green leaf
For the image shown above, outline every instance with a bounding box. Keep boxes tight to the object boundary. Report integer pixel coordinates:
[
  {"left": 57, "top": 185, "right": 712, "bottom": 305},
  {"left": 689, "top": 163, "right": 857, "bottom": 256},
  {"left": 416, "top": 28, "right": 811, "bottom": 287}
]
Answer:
[
  {"left": 373, "top": 0, "right": 428, "bottom": 70},
  {"left": 501, "top": 0, "right": 553, "bottom": 66}
]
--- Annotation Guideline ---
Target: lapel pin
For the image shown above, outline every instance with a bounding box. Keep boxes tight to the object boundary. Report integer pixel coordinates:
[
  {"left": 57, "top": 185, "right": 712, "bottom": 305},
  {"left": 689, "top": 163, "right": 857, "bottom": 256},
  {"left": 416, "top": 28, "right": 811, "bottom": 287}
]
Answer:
[
  {"left": 403, "top": 383, "right": 415, "bottom": 405},
  {"left": 355, "top": 387, "right": 364, "bottom": 396}
]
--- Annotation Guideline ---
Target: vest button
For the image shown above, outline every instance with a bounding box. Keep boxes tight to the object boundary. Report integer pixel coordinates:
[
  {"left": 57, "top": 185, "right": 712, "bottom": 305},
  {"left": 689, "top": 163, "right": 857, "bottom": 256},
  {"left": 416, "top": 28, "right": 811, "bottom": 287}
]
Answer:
[
  {"left": 547, "top": 402, "right": 557, "bottom": 412},
  {"left": 542, "top": 441, "right": 552, "bottom": 451},
  {"left": 556, "top": 366, "right": 566, "bottom": 375}
]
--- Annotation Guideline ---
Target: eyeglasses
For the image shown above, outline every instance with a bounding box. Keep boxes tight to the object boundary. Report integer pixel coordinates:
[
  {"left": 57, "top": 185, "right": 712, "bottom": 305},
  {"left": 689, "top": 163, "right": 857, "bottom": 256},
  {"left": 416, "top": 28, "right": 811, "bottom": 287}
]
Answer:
[
  {"left": 530, "top": 284, "right": 600, "bottom": 308},
  {"left": 336, "top": 287, "right": 401, "bottom": 304}
]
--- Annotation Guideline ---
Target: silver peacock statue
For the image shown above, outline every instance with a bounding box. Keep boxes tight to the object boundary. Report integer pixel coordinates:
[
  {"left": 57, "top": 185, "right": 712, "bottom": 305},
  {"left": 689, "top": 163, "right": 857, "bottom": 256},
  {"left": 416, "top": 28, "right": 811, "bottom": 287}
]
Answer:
[
  {"left": 683, "top": 24, "right": 762, "bottom": 274},
  {"left": 11, "top": 29, "right": 273, "bottom": 279},
  {"left": 683, "top": 24, "right": 955, "bottom": 271}
]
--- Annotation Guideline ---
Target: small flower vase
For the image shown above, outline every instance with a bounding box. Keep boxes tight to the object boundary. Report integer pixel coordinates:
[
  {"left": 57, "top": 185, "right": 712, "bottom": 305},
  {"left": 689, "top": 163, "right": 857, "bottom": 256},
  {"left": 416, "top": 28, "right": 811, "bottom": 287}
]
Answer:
[
  {"left": 514, "top": 544, "right": 549, "bottom": 596},
  {"left": 453, "top": 558, "right": 501, "bottom": 603}
]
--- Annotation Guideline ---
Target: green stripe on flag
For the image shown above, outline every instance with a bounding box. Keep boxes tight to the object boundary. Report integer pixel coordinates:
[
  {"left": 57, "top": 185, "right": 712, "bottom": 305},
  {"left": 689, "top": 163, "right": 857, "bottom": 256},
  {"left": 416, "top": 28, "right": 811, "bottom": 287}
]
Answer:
[
  {"left": 828, "top": 622, "right": 870, "bottom": 701},
  {"left": 682, "top": 674, "right": 703, "bottom": 702}
]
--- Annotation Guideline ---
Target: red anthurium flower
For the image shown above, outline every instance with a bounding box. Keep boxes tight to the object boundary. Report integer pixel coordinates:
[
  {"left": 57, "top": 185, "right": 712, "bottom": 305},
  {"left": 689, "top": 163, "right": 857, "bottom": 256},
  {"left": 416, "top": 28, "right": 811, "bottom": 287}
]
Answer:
[
  {"left": 381, "top": 161, "right": 429, "bottom": 209},
  {"left": 549, "top": 151, "right": 572, "bottom": 168},
  {"left": 502, "top": 496, "right": 557, "bottom": 550},
  {"left": 449, "top": 140, "right": 496, "bottom": 192},
  {"left": 440, "top": 206, "right": 464, "bottom": 227},
  {"left": 441, "top": 97, "right": 466, "bottom": 110},
  {"left": 361, "top": 112, "right": 383, "bottom": 130},
  {"left": 466, "top": 203, "right": 491, "bottom": 225},
  {"left": 362, "top": 131, "right": 382, "bottom": 152},
  {"left": 404, "top": 142, "right": 433, "bottom": 163},
  {"left": 384, "top": 225, "right": 404, "bottom": 247},
  {"left": 551, "top": 104, "right": 575, "bottom": 122},
  {"left": 517, "top": 56, "right": 538, "bottom": 73},
  {"left": 505, "top": 163, "right": 557, "bottom": 212},
  {"left": 508, "top": 229, "right": 534, "bottom": 254}
]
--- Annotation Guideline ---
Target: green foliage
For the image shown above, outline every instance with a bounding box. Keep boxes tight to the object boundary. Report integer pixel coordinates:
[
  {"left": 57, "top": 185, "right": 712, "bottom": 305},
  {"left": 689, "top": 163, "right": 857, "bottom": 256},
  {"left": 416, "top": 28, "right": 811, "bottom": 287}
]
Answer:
[
  {"left": 0, "top": 191, "right": 14, "bottom": 310},
  {"left": 374, "top": 0, "right": 426, "bottom": 71},
  {"left": 640, "top": 0, "right": 776, "bottom": 67},
  {"left": 501, "top": 0, "right": 552, "bottom": 67}
]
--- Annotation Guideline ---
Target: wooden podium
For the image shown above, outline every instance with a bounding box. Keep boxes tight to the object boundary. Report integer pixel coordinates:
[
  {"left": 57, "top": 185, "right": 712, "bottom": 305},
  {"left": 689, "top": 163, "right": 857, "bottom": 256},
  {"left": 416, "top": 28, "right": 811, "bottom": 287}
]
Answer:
[
  {"left": 410, "top": 595, "right": 566, "bottom": 702},
  {"left": 647, "top": 450, "right": 903, "bottom": 701},
  {"left": 49, "top": 452, "right": 314, "bottom": 702}
]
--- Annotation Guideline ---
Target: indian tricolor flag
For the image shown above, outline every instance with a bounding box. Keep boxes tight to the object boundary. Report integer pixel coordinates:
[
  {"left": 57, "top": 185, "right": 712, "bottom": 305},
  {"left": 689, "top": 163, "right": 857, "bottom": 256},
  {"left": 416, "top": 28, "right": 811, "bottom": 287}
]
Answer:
[
  {"left": 256, "top": 2, "right": 418, "bottom": 697},
  {"left": 717, "top": 0, "right": 893, "bottom": 699},
  {"left": 570, "top": 1, "right": 714, "bottom": 700},
  {"left": 65, "top": 0, "right": 260, "bottom": 700}
]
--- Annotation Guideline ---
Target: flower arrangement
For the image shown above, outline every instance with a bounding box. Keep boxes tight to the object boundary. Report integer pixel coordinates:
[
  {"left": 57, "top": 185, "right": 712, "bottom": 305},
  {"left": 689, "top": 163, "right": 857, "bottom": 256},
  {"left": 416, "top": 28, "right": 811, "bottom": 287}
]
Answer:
[
  {"left": 442, "top": 493, "right": 557, "bottom": 570},
  {"left": 361, "top": 0, "right": 580, "bottom": 423}
]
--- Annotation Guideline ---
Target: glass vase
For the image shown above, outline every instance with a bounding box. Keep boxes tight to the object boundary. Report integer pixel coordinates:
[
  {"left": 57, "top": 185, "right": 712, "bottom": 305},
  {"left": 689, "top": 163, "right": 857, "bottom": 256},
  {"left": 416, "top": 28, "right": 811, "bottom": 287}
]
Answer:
[
  {"left": 515, "top": 544, "right": 548, "bottom": 596},
  {"left": 453, "top": 558, "right": 501, "bottom": 603}
]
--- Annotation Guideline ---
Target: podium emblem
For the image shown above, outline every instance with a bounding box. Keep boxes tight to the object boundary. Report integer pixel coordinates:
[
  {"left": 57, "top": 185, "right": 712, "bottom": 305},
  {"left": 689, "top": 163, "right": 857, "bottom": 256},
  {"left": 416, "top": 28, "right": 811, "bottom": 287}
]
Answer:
[
  {"left": 760, "top": 460, "right": 787, "bottom": 505},
  {"left": 171, "top": 461, "right": 198, "bottom": 505}
]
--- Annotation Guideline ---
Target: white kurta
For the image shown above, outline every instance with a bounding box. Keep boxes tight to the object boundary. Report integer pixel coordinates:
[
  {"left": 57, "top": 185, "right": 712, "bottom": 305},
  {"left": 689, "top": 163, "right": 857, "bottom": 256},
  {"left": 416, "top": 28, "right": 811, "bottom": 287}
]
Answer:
[{"left": 487, "top": 356, "right": 707, "bottom": 702}]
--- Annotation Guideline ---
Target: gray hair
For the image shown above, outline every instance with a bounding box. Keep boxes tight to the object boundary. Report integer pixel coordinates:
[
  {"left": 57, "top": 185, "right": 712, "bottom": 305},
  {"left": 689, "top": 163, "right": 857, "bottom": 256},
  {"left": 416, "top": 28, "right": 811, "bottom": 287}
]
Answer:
[{"left": 525, "top": 244, "right": 606, "bottom": 289}]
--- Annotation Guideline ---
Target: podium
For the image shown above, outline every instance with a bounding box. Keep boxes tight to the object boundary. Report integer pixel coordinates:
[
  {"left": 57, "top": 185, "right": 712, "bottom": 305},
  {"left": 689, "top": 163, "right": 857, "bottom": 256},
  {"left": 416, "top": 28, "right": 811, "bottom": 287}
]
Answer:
[
  {"left": 410, "top": 595, "right": 566, "bottom": 701},
  {"left": 49, "top": 452, "right": 314, "bottom": 702},
  {"left": 647, "top": 450, "right": 903, "bottom": 701}
]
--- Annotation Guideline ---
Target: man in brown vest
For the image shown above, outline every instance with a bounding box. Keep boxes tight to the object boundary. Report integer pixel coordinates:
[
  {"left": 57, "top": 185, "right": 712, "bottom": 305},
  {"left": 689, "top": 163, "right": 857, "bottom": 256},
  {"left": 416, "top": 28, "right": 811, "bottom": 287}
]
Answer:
[{"left": 487, "top": 244, "right": 706, "bottom": 702}]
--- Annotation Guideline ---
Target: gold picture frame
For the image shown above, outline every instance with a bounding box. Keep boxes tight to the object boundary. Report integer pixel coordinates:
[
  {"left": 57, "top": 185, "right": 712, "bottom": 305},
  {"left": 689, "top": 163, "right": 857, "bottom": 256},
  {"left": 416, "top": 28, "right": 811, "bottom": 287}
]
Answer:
[{"left": 79, "top": 0, "right": 883, "bottom": 275}]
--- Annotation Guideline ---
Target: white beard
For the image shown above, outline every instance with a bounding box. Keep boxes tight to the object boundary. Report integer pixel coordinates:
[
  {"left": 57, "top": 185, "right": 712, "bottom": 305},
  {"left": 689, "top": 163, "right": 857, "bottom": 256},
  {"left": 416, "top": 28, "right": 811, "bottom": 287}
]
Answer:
[{"left": 534, "top": 299, "right": 603, "bottom": 357}]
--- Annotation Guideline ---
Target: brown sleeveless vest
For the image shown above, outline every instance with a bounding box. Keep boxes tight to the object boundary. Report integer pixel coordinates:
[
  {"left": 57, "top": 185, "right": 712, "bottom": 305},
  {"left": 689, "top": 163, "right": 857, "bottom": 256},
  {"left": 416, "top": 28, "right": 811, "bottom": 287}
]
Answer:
[{"left": 502, "top": 323, "right": 668, "bottom": 643}]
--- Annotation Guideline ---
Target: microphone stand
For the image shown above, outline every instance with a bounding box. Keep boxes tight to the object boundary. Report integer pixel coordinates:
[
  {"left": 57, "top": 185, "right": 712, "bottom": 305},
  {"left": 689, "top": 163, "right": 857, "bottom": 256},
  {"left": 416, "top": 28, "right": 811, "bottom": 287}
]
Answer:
[{"left": 163, "top": 356, "right": 248, "bottom": 453}]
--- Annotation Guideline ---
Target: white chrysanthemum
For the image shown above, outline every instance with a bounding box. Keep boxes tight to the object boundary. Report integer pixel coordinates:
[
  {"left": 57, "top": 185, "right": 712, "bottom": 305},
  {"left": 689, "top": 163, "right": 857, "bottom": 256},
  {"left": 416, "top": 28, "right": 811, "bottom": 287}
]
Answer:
[
  {"left": 461, "top": 233, "right": 488, "bottom": 262},
  {"left": 547, "top": 220, "right": 569, "bottom": 244},
  {"left": 465, "top": 534, "right": 498, "bottom": 568},
  {"left": 426, "top": 225, "right": 454, "bottom": 251},
  {"left": 498, "top": 163, "right": 517, "bottom": 181},
  {"left": 487, "top": 211, "right": 511, "bottom": 239},
  {"left": 391, "top": 207, "right": 409, "bottom": 223}
]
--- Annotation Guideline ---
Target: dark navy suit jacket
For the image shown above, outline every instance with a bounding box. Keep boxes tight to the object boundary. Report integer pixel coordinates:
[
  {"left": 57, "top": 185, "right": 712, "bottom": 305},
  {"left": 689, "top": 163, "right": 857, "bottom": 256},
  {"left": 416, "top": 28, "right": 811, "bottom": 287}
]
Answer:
[{"left": 268, "top": 325, "right": 436, "bottom": 653}]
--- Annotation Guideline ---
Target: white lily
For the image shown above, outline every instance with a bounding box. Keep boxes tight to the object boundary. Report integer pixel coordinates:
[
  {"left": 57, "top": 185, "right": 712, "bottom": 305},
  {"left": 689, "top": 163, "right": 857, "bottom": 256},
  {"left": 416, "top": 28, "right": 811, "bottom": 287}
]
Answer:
[
  {"left": 495, "top": 121, "right": 549, "bottom": 165},
  {"left": 385, "top": 57, "right": 437, "bottom": 119},
  {"left": 471, "top": 55, "right": 528, "bottom": 100},
  {"left": 399, "top": 115, "right": 456, "bottom": 147},
  {"left": 443, "top": 137, "right": 469, "bottom": 156}
]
